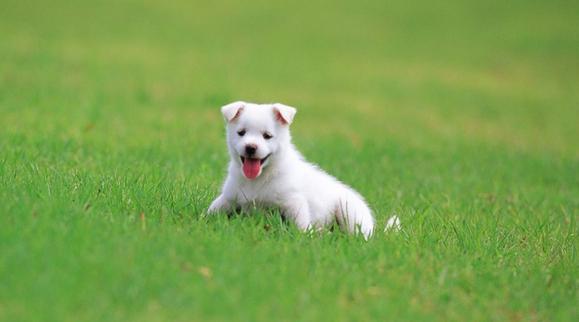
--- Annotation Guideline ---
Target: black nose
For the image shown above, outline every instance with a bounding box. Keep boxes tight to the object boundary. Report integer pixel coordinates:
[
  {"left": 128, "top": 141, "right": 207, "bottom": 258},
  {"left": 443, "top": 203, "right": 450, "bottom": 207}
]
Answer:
[{"left": 245, "top": 144, "right": 257, "bottom": 155}]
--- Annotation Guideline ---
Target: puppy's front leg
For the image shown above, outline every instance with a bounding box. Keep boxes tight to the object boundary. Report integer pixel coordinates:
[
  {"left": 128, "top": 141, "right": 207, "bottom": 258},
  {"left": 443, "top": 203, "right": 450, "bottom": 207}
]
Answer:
[
  {"left": 207, "top": 194, "right": 231, "bottom": 215},
  {"left": 281, "top": 195, "right": 312, "bottom": 231}
]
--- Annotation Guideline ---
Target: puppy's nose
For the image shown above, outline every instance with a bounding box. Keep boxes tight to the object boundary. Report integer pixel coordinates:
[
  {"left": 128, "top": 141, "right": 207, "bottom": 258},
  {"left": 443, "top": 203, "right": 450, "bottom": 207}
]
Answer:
[{"left": 245, "top": 144, "right": 257, "bottom": 156}]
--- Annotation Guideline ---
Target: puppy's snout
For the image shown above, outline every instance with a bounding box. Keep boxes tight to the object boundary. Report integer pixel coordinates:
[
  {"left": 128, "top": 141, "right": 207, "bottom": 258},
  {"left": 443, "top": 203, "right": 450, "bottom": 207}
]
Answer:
[{"left": 245, "top": 144, "right": 257, "bottom": 156}]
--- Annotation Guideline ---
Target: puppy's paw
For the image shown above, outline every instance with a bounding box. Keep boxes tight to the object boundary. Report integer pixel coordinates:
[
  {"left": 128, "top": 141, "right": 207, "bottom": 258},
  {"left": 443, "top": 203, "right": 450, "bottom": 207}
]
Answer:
[
  {"left": 205, "top": 206, "right": 218, "bottom": 216},
  {"left": 207, "top": 195, "right": 229, "bottom": 215}
]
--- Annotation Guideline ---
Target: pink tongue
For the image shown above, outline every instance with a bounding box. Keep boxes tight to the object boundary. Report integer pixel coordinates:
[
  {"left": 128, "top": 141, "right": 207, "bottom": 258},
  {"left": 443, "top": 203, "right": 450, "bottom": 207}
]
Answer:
[{"left": 242, "top": 158, "right": 261, "bottom": 179}]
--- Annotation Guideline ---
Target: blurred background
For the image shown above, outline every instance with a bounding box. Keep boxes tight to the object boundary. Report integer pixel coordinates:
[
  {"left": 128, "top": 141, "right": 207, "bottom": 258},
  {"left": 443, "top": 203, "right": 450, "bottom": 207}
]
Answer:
[{"left": 1, "top": 0, "right": 577, "bottom": 154}]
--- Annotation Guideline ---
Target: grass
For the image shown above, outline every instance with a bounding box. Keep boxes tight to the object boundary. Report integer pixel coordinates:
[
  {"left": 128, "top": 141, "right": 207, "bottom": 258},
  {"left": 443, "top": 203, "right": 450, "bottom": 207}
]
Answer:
[{"left": 0, "top": 0, "right": 577, "bottom": 321}]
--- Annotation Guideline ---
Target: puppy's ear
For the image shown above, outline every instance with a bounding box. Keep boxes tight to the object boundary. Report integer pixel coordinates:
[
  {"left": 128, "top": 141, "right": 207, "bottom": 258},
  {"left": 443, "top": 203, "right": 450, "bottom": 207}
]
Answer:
[
  {"left": 273, "top": 103, "right": 297, "bottom": 125},
  {"left": 221, "top": 101, "right": 245, "bottom": 122}
]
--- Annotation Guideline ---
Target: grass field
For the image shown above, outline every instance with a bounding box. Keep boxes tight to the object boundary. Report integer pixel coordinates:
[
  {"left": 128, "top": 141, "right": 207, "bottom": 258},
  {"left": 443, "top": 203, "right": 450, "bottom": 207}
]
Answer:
[{"left": 1, "top": 0, "right": 578, "bottom": 321}]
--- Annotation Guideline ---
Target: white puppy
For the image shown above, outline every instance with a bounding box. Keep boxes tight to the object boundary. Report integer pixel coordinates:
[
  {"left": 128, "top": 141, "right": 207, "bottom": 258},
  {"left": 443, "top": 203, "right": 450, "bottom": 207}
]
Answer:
[{"left": 208, "top": 101, "right": 378, "bottom": 238}]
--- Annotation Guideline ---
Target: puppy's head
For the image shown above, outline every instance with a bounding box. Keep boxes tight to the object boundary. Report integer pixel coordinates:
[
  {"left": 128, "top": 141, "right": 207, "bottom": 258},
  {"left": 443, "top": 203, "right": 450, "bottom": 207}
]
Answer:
[{"left": 221, "top": 101, "right": 296, "bottom": 180}]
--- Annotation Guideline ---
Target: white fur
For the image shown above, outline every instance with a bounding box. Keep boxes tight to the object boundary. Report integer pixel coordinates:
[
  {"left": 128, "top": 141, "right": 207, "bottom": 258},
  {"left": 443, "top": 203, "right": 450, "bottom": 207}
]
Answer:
[
  {"left": 208, "top": 101, "right": 377, "bottom": 238},
  {"left": 385, "top": 215, "right": 401, "bottom": 232}
]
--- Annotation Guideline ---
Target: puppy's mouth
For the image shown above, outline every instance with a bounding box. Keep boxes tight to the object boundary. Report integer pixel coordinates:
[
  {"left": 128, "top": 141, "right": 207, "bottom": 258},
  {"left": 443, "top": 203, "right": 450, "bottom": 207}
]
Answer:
[{"left": 240, "top": 154, "right": 270, "bottom": 180}]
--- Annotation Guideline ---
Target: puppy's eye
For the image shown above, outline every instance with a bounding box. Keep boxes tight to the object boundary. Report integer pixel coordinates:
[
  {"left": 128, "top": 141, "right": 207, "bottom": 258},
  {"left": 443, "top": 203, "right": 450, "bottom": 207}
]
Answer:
[
  {"left": 237, "top": 129, "right": 246, "bottom": 137},
  {"left": 263, "top": 132, "right": 273, "bottom": 140}
]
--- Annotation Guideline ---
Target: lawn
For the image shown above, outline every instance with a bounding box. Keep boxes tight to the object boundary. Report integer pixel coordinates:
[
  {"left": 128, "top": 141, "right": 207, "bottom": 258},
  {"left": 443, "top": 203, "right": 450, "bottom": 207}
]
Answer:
[{"left": 0, "top": 0, "right": 577, "bottom": 321}]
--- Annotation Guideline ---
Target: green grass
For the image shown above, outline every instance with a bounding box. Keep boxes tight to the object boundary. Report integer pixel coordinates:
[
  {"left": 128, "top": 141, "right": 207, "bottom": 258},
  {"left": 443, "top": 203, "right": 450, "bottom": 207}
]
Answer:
[{"left": 1, "top": 0, "right": 578, "bottom": 321}]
